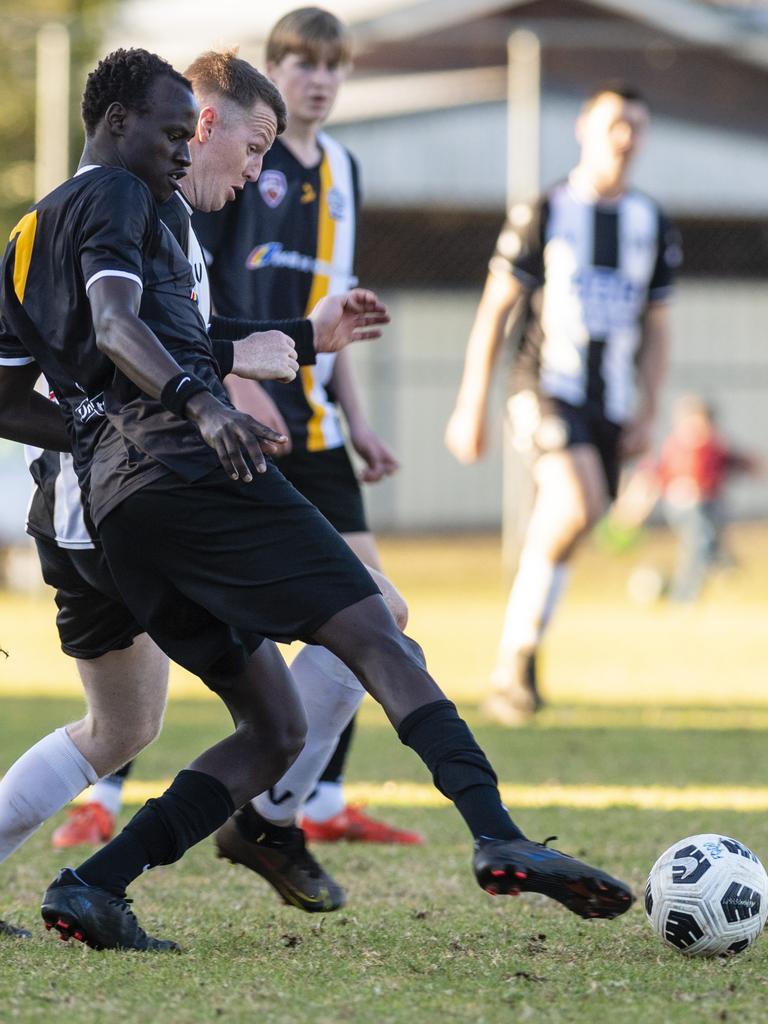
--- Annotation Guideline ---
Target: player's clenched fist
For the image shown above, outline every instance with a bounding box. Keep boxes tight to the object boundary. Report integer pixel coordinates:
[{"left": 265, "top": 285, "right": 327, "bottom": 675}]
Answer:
[
  {"left": 231, "top": 330, "right": 299, "bottom": 383},
  {"left": 185, "top": 390, "right": 288, "bottom": 481}
]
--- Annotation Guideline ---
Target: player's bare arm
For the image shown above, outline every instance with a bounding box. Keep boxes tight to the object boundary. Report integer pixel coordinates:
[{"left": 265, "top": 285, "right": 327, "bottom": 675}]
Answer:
[
  {"left": 445, "top": 271, "right": 526, "bottom": 463},
  {"left": 308, "top": 289, "right": 390, "bottom": 354},
  {"left": 331, "top": 348, "right": 399, "bottom": 483},
  {"left": 88, "top": 275, "right": 287, "bottom": 481},
  {"left": 621, "top": 301, "right": 670, "bottom": 460},
  {"left": 0, "top": 363, "right": 70, "bottom": 451}
]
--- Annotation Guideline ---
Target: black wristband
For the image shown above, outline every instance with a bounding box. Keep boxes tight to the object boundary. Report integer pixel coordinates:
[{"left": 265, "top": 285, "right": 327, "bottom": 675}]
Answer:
[{"left": 160, "top": 373, "right": 209, "bottom": 418}]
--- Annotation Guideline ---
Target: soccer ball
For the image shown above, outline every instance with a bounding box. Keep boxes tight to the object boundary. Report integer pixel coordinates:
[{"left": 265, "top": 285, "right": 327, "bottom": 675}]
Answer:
[{"left": 645, "top": 834, "right": 768, "bottom": 956}]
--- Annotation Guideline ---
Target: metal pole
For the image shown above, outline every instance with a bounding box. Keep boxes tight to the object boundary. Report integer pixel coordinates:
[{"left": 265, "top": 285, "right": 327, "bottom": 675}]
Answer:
[
  {"left": 502, "top": 30, "right": 541, "bottom": 580},
  {"left": 35, "top": 22, "right": 70, "bottom": 201}
]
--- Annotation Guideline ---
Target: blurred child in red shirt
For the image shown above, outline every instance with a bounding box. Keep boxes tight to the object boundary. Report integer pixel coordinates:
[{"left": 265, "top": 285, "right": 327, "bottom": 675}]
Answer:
[{"left": 657, "top": 395, "right": 757, "bottom": 600}]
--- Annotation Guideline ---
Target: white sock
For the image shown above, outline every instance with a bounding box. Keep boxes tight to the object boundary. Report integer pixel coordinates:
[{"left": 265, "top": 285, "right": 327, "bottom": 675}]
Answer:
[
  {"left": 493, "top": 551, "right": 557, "bottom": 687},
  {"left": 253, "top": 645, "right": 364, "bottom": 826},
  {"left": 88, "top": 776, "right": 125, "bottom": 817},
  {"left": 540, "top": 563, "right": 569, "bottom": 631},
  {"left": 302, "top": 781, "right": 345, "bottom": 823},
  {"left": 0, "top": 727, "right": 98, "bottom": 862}
]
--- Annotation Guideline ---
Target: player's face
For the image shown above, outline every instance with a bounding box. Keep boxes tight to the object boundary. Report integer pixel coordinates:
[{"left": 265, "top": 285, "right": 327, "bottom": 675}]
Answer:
[
  {"left": 184, "top": 99, "right": 278, "bottom": 212},
  {"left": 578, "top": 93, "right": 649, "bottom": 172},
  {"left": 267, "top": 48, "right": 348, "bottom": 125},
  {"left": 120, "top": 76, "right": 198, "bottom": 202}
]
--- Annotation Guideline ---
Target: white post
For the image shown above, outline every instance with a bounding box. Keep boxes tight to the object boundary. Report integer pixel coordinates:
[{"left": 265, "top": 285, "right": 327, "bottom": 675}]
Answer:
[
  {"left": 502, "top": 30, "right": 541, "bottom": 579},
  {"left": 35, "top": 22, "right": 70, "bottom": 201}
]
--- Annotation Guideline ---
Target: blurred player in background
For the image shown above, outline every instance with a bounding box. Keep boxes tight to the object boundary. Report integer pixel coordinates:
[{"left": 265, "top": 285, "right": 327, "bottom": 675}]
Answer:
[
  {"left": 194, "top": 8, "right": 421, "bottom": 846},
  {"left": 608, "top": 395, "right": 760, "bottom": 602},
  {"left": 446, "top": 83, "right": 680, "bottom": 723}
]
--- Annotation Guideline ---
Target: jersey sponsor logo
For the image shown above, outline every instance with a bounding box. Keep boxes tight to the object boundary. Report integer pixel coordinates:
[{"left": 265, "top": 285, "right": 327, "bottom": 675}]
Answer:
[
  {"left": 73, "top": 392, "right": 106, "bottom": 423},
  {"left": 246, "top": 241, "right": 342, "bottom": 279},
  {"left": 327, "top": 186, "right": 346, "bottom": 221},
  {"left": 258, "top": 169, "right": 288, "bottom": 208},
  {"left": 571, "top": 267, "right": 646, "bottom": 334}
]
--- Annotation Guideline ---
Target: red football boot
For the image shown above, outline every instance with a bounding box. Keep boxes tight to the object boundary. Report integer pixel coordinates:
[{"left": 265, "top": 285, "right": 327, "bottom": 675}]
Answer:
[
  {"left": 300, "top": 805, "right": 424, "bottom": 845},
  {"left": 51, "top": 802, "right": 115, "bottom": 849}
]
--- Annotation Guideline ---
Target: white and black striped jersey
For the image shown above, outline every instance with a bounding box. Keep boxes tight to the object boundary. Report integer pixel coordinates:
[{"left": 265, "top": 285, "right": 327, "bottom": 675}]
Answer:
[{"left": 491, "top": 175, "right": 681, "bottom": 424}]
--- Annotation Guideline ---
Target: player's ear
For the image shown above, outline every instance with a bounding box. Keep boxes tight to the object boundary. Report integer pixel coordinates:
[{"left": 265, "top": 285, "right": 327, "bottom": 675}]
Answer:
[
  {"left": 103, "top": 101, "right": 128, "bottom": 137},
  {"left": 196, "top": 105, "right": 216, "bottom": 143}
]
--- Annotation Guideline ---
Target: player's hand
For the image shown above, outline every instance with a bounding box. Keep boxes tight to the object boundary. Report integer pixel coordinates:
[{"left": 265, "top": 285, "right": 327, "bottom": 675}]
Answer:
[
  {"left": 231, "top": 330, "right": 299, "bottom": 383},
  {"left": 445, "top": 404, "right": 487, "bottom": 463},
  {"left": 350, "top": 424, "right": 399, "bottom": 483},
  {"left": 620, "top": 414, "right": 653, "bottom": 461},
  {"left": 309, "top": 289, "right": 390, "bottom": 353},
  {"left": 185, "top": 390, "right": 287, "bottom": 481}
]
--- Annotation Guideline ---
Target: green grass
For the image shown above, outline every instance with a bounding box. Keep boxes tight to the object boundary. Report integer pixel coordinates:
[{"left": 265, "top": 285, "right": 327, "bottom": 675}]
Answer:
[{"left": 3, "top": 528, "right": 768, "bottom": 1022}]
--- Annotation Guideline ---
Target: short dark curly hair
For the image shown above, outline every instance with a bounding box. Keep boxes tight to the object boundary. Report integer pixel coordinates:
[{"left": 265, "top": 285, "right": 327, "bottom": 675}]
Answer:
[{"left": 81, "top": 48, "right": 191, "bottom": 136}]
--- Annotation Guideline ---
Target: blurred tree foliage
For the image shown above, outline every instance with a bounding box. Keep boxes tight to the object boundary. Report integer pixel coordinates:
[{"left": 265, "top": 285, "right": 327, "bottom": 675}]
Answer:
[{"left": 0, "top": 1, "right": 115, "bottom": 240}]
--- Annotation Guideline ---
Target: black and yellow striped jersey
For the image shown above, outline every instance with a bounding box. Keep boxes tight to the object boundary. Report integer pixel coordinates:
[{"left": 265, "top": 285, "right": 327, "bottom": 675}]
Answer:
[{"left": 194, "top": 133, "right": 359, "bottom": 452}]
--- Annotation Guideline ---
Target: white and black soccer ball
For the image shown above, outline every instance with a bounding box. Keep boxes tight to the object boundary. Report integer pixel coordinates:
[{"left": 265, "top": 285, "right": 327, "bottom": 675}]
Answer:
[{"left": 645, "top": 834, "right": 768, "bottom": 957}]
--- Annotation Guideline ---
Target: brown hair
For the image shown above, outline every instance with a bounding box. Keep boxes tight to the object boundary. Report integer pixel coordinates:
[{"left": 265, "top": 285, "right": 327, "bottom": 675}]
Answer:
[
  {"left": 266, "top": 7, "right": 352, "bottom": 66},
  {"left": 583, "top": 81, "right": 648, "bottom": 114},
  {"left": 184, "top": 50, "right": 287, "bottom": 133}
]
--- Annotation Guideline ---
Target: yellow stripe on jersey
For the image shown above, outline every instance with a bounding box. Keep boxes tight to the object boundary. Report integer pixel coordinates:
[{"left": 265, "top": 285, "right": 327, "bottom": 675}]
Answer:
[
  {"left": 302, "top": 152, "right": 336, "bottom": 453},
  {"left": 9, "top": 210, "right": 38, "bottom": 304}
]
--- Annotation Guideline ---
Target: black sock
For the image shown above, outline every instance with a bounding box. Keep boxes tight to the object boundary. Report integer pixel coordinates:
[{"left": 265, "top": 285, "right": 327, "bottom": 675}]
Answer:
[
  {"left": 319, "top": 716, "right": 356, "bottom": 783},
  {"left": 237, "top": 802, "right": 296, "bottom": 843},
  {"left": 398, "top": 699, "right": 525, "bottom": 842},
  {"left": 75, "top": 770, "right": 235, "bottom": 896}
]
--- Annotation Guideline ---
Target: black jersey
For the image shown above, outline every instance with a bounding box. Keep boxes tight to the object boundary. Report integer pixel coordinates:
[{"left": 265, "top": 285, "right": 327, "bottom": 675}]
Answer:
[
  {"left": 491, "top": 176, "right": 681, "bottom": 424},
  {"left": 194, "top": 133, "right": 359, "bottom": 452},
  {"left": 0, "top": 166, "right": 229, "bottom": 527}
]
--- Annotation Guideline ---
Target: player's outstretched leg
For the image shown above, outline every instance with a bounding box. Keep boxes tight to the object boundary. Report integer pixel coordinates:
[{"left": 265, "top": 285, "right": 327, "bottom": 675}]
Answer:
[
  {"left": 41, "top": 641, "right": 308, "bottom": 951},
  {"left": 311, "top": 595, "right": 634, "bottom": 920}
]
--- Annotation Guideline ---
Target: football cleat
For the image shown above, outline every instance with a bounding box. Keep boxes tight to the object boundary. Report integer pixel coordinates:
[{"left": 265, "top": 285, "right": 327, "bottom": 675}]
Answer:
[
  {"left": 1, "top": 918, "right": 32, "bottom": 939},
  {"left": 300, "top": 804, "right": 425, "bottom": 845},
  {"left": 215, "top": 811, "right": 345, "bottom": 913},
  {"left": 483, "top": 652, "right": 543, "bottom": 725},
  {"left": 52, "top": 802, "right": 115, "bottom": 849},
  {"left": 473, "top": 836, "right": 634, "bottom": 919},
  {"left": 40, "top": 869, "right": 179, "bottom": 951}
]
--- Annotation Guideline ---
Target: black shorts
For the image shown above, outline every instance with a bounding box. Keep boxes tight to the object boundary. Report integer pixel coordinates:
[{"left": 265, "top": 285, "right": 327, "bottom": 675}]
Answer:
[
  {"left": 275, "top": 446, "right": 368, "bottom": 534},
  {"left": 508, "top": 393, "right": 622, "bottom": 499},
  {"left": 98, "top": 464, "right": 380, "bottom": 678},
  {"left": 34, "top": 536, "right": 143, "bottom": 660}
]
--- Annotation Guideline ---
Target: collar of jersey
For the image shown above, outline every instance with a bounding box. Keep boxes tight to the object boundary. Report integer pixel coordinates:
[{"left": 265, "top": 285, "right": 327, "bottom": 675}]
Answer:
[{"left": 74, "top": 164, "right": 101, "bottom": 177}]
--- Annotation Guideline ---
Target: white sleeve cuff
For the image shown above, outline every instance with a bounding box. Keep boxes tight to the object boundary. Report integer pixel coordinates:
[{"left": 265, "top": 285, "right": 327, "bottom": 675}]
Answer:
[
  {"left": 85, "top": 269, "right": 143, "bottom": 294},
  {"left": 0, "top": 355, "right": 35, "bottom": 366}
]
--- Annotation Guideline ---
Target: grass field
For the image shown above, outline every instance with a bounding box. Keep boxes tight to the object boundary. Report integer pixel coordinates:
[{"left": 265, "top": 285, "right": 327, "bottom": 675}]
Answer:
[{"left": 2, "top": 526, "right": 768, "bottom": 1023}]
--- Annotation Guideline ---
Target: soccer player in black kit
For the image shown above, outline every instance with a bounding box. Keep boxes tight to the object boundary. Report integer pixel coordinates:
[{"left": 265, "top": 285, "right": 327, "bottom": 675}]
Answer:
[
  {"left": 194, "top": 7, "right": 421, "bottom": 850},
  {"left": 0, "top": 49, "right": 632, "bottom": 951}
]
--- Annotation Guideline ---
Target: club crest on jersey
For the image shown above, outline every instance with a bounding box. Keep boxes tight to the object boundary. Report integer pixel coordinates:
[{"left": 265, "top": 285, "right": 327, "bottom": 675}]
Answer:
[
  {"left": 259, "top": 170, "right": 288, "bottom": 209},
  {"left": 327, "top": 187, "right": 346, "bottom": 220}
]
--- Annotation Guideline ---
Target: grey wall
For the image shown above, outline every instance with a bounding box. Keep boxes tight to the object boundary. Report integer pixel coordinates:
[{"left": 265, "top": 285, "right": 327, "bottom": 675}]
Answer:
[{"left": 350, "top": 280, "right": 768, "bottom": 532}]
